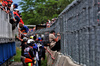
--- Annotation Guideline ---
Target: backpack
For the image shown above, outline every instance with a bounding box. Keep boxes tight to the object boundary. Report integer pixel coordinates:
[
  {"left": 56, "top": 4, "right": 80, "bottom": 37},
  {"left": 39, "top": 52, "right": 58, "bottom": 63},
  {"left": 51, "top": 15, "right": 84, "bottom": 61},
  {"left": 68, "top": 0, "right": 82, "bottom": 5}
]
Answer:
[
  {"left": 43, "top": 32, "right": 50, "bottom": 46},
  {"left": 24, "top": 47, "right": 37, "bottom": 66},
  {"left": 24, "top": 47, "right": 35, "bottom": 58}
]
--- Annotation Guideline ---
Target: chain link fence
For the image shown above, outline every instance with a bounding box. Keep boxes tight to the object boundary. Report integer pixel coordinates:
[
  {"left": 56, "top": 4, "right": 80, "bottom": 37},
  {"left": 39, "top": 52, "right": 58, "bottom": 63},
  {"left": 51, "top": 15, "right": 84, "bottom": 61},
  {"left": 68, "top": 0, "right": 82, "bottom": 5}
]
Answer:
[{"left": 32, "top": 0, "right": 100, "bottom": 66}]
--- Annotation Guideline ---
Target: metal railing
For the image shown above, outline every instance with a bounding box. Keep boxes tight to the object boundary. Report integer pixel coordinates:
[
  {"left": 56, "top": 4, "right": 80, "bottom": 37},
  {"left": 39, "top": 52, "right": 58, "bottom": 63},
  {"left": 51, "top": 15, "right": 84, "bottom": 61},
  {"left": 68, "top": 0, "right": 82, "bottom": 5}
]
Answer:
[{"left": 32, "top": 0, "right": 100, "bottom": 66}]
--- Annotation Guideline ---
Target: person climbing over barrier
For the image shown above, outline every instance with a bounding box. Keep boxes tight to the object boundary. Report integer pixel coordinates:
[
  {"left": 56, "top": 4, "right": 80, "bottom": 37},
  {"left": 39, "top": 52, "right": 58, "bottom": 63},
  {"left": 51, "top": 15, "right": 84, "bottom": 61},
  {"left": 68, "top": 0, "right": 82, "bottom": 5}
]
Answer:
[
  {"left": 19, "top": 23, "right": 29, "bottom": 34},
  {"left": 21, "top": 40, "right": 38, "bottom": 66},
  {"left": 16, "top": 35, "right": 28, "bottom": 56},
  {"left": 18, "top": 23, "right": 29, "bottom": 39},
  {"left": 49, "top": 30, "right": 61, "bottom": 51},
  {"left": 10, "top": 3, "right": 18, "bottom": 22}
]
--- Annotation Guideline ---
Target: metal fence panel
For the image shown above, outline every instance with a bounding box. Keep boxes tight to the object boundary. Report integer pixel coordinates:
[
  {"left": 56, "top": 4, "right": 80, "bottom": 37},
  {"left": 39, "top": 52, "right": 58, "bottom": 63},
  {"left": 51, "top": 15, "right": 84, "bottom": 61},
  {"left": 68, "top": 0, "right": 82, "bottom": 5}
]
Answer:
[{"left": 33, "top": 0, "right": 100, "bottom": 65}]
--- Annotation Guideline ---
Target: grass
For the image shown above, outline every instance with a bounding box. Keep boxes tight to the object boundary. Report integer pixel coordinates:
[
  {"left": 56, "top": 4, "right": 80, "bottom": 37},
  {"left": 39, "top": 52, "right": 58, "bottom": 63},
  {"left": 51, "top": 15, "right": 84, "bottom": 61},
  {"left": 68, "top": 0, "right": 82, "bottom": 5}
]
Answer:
[
  {"left": 14, "top": 47, "right": 21, "bottom": 62},
  {"left": 41, "top": 56, "right": 47, "bottom": 66}
]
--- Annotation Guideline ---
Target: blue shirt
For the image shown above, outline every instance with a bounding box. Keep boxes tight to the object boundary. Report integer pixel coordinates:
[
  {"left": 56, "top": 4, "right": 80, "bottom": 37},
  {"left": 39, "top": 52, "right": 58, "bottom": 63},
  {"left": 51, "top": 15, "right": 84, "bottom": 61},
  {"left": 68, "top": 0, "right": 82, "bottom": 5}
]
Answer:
[
  {"left": 33, "top": 43, "right": 38, "bottom": 50},
  {"left": 21, "top": 25, "right": 29, "bottom": 33}
]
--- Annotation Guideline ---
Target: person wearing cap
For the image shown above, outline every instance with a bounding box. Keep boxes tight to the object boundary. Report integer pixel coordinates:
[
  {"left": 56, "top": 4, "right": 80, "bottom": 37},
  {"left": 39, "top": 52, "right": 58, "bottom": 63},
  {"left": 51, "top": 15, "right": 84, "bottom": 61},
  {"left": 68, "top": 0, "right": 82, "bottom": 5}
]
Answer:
[
  {"left": 10, "top": 3, "right": 18, "bottom": 21},
  {"left": 10, "top": 3, "right": 18, "bottom": 11}
]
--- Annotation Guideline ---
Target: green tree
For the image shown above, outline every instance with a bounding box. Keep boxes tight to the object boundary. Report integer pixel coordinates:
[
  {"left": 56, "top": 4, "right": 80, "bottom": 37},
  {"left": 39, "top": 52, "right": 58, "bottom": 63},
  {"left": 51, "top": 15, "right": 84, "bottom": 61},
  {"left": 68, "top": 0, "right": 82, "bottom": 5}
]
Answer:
[{"left": 19, "top": 0, "right": 73, "bottom": 25}]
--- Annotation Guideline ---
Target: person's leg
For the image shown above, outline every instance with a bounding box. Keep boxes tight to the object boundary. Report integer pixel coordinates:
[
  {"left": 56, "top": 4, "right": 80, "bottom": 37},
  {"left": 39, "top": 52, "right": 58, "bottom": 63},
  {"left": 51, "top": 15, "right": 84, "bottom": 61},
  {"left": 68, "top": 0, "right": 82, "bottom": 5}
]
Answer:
[
  {"left": 56, "top": 40, "right": 61, "bottom": 51},
  {"left": 51, "top": 43, "right": 57, "bottom": 51},
  {"left": 38, "top": 56, "right": 41, "bottom": 66},
  {"left": 42, "top": 48, "right": 45, "bottom": 60},
  {"left": 21, "top": 56, "right": 26, "bottom": 66},
  {"left": 10, "top": 11, "right": 15, "bottom": 19},
  {"left": 35, "top": 59, "right": 38, "bottom": 66}
]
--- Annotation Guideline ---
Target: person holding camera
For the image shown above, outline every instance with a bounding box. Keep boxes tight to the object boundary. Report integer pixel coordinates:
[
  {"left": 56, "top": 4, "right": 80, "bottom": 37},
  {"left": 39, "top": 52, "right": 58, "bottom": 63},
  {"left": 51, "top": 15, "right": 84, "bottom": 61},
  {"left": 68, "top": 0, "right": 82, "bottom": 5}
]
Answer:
[{"left": 49, "top": 30, "right": 61, "bottom": 51}]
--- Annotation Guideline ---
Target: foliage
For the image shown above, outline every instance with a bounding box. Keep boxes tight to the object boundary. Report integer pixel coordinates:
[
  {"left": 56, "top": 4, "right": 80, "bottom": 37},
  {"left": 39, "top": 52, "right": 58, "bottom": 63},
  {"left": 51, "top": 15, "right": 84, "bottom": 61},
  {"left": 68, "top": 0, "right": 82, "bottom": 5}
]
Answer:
[
  {"left": 19, "top": 0, "right": 73, "bottom": 25},
  {"left": 41, "top": 56, "right": 47, "bottom": 66},
  {"left": 14, "top": 47, "right": 21, "bottom": 62}
]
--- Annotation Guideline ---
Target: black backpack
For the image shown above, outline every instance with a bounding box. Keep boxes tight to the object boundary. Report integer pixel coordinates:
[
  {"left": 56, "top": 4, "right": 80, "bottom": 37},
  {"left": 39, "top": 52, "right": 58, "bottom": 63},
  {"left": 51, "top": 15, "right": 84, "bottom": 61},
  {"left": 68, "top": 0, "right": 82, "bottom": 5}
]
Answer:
[
  {"left": 24, "top": 47, "right": 35, "bottom": 58},
  {"left": 43, "top": 32, "right": 50, "bottom": 46}
]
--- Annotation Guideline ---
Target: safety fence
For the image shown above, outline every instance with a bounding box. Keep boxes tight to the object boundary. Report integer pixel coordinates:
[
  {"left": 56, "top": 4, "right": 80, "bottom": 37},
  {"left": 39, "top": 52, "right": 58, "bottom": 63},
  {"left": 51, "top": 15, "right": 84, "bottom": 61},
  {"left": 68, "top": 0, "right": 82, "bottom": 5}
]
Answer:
[
  {"left": 0, "top": 9, "right": 16, "bottom": 65},
  {"left": 32, "top": 0, "right": 100, "bottom": 66}
]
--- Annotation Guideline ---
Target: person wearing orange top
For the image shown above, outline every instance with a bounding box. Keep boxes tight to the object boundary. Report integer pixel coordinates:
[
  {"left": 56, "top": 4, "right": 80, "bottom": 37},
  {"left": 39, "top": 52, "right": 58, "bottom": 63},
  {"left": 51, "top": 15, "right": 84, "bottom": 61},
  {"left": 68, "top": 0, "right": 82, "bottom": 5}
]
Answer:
[{"left": 0, "top": 0, "right": 3, "bottom": 3}]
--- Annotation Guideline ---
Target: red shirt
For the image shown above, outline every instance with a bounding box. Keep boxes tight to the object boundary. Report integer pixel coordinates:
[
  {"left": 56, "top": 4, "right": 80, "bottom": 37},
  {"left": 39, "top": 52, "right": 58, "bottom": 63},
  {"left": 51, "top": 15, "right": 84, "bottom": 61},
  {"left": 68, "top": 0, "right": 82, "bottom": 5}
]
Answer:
[
  {"left": 2, "top": 1, "right": 8, "bottom": 6},
  {"left": 13, "top": 11, "right": 20, "bottom": 17},
  {"left": 13, "top": 12, "right": 24, "bottom": 24},
  {"left": 20, "top": 19, "right": 24, "bottom": 24}
]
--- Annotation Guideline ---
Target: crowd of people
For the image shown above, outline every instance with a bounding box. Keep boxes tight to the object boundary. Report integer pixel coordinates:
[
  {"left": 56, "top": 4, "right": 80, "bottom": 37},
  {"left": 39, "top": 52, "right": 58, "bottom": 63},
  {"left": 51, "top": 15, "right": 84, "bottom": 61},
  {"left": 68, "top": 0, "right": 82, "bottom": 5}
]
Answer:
[
  {"left": 46, "top": 18, "right": 57, "bottom": 28},
  {"left": 16, "top": 22, "right": 61, "bottom": 66},
  {"left": 0, "top": 0, "right": 61, "bottom": 66},
  {"left": 0, "top": 0, "right": 24, "bottom": 30}
]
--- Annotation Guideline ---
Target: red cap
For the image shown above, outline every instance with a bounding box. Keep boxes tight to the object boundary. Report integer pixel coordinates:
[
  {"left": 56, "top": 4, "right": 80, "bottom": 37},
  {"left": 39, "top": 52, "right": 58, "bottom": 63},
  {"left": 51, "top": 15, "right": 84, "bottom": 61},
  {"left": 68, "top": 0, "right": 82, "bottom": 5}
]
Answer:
[
  {"left": 2, "top": 1, "right": 8, "bottom": 6},
  {"left": 7, "top": 0, "right": 13, "bottom": 3}
]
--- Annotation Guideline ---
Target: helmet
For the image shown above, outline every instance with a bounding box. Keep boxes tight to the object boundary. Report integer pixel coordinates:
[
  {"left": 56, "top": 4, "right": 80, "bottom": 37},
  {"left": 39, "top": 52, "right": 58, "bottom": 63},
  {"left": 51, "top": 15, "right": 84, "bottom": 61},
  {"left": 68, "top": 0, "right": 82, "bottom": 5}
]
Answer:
[
  {"left": 23, "top": 37, "right": 28, "bottom": 42},
  {"left": 30, "top": 36, "right": 33, "bottom": 39},
  {"left": 14, "top": 3, "right": 18, "bottom": 8},
  {"left": 30, "top": 41, "right": 35, "bottom": 45},
  {"left": 28, "top": 40, "right": 35, "bottom": 46},
  {"left": 27, "top": 39, "right": 34, "bottom": 44}
]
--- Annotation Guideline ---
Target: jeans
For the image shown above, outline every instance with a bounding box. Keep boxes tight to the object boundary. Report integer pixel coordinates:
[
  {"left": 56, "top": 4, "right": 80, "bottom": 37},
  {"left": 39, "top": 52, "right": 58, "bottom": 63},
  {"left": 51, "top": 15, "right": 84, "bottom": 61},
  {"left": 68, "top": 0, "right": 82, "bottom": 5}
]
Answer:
[{"left": 10, "top": 11, "right": 14, "bottom": 19}]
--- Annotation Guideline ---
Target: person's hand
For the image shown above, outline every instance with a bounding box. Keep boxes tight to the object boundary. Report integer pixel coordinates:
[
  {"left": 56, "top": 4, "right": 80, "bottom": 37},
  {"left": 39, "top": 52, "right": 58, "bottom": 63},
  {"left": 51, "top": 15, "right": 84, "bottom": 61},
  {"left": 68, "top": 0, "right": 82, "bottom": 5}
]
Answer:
[
  {"left": 44, "top": 46, "right": 47, "bottom": 49},
  {"left": 57, "top": 33, "right": 61, "bottom": 39},
  {"left": 57, "top": 33, "right": 60, "bottom": 37},
  {"left": 18, "top": 28, "right": 20, "bottom": 30}
]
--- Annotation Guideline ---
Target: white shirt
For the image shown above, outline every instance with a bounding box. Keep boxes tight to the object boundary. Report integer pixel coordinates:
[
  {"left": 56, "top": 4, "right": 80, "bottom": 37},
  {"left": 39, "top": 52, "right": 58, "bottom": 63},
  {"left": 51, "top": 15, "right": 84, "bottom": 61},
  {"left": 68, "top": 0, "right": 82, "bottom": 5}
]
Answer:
[{"left": 10, "top": 5, "right": 14, "bottom": 11}]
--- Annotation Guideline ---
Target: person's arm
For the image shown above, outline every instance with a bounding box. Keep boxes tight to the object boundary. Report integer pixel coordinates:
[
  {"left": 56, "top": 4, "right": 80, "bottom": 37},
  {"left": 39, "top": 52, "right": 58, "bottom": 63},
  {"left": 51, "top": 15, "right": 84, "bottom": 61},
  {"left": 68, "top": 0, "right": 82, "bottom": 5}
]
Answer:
[
  {"left": 23, "top": 26, "right": 29, "bottom": 33},
  {"left": 54, "top": 34, "right": 61, "bottom": 42},
  {"left": 16, "top": 36, "right": 23, "bottom": 41},
  {"left": 51, "top": 34, "right": 59, "bottom": 42},
  {"left": 54, "top": 37, "right": 59, "bottom": 42}
]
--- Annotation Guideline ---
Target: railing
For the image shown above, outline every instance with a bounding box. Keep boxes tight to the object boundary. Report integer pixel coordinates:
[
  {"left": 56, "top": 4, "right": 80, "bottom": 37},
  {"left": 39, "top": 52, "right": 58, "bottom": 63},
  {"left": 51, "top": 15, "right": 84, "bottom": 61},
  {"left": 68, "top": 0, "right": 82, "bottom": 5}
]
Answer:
[
  {"left": 0, "top": 9, "right": 15, "bottom": 43},
  {"left": 32, "top": 0, "right": 100, "bottom": 66}
]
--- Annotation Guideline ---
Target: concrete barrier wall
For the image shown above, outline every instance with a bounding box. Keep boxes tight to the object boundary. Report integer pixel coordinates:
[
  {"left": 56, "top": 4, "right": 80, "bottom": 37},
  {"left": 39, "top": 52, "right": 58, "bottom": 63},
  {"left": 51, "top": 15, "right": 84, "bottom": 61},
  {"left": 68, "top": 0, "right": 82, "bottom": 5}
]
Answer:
[{"left": 46, "top": 48, "right": 81, "bottom": 66}]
